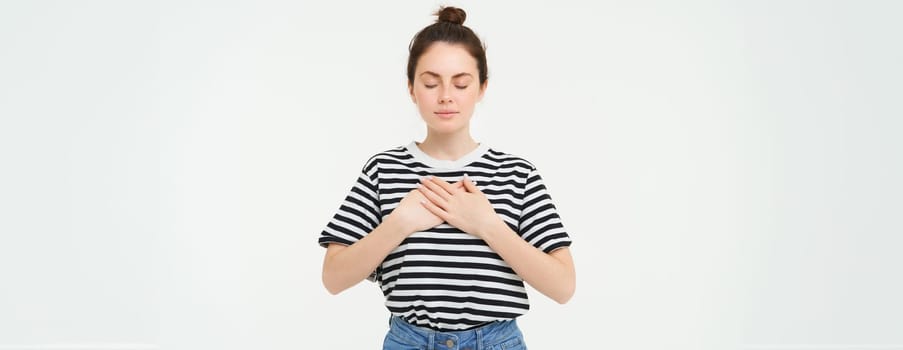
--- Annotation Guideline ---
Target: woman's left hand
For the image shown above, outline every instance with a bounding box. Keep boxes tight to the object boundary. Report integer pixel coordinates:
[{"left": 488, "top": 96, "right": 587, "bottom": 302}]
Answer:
[{"left": 417, "top": 175, "right": 504, "bottom": 238}]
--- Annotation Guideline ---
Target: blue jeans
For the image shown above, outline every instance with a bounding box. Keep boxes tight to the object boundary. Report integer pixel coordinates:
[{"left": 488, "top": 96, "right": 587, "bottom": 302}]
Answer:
[{"left": 383, "top": 315, "right": 527, "bottom": 350}]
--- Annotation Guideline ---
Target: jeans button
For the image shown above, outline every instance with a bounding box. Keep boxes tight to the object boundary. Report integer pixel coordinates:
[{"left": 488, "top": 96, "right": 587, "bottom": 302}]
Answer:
[{"left": 445, "top": 339, "right": 454, "bottom": 347}]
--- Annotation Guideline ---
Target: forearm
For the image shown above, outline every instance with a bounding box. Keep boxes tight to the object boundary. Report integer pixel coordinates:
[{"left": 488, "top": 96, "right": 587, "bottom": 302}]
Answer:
[
  {"left": 480, "top": 221, "right": 575, "bottom": 304},
  {"left": 322, "top": 217, "right": 410, "bottom": 294}
]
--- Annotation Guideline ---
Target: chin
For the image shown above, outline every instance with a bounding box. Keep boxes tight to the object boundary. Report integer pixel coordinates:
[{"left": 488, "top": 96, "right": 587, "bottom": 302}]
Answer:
[{"left": 426, "top": 122, "right": 468, "bottom": 135}]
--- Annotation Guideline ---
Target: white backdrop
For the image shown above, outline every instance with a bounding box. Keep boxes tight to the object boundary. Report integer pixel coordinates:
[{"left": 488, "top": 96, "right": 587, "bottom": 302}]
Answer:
[{"left": 1, "top": 1, "right": 901, "bottom": 349}]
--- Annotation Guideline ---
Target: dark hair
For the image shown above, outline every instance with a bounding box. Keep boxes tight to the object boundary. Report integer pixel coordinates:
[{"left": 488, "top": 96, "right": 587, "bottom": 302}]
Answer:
[{"left": 407, "top": 6, "right": 488, "bottom": 86}]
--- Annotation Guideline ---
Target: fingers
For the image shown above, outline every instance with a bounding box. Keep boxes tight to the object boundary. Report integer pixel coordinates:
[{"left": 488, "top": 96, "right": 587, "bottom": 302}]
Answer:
[
  {"left": 434, "top": 176, "right": 461, "bottom": 193},
  {"left": 420, "top": 176, "right": 454, "bottom": 200},
  {"left": 419, "top": 195, "right": 448, "bottom": 221},
  {"left": 418, "top": 175, "right": 478, "bottom": 205},
  {"left": 462, "top": 174, "right": 480, "bottom": 193},
  {"left": 418, "top": 182, "right": 448, "bottom": 209}
]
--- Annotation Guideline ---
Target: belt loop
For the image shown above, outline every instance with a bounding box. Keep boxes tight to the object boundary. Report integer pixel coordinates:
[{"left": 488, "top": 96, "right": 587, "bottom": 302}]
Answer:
[
  {"left": 476, "top": 327, "right": 483, "bottom": 350},
  {"left": 428, "top": 331, "right": 435, "bottom": 350}
]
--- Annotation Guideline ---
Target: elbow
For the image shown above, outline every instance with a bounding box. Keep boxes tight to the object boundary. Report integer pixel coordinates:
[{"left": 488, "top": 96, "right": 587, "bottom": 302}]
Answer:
[
  {"left": 554, "top": 277, "right": 576, "bottom": 304},
  {"left": 554, "top": 286, "right": 575, "bottom": 304},
  {"left": 321, "top": 270, "right": 345, "bottom": 295},
  {"left": 321, "top": 253, "right": 350, "bottom": 295},
  {"left": 323, "top": 281, "right": 343, "bottom": 295}
]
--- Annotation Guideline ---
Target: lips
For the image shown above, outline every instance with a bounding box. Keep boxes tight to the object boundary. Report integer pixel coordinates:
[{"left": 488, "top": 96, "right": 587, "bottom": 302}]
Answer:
[{"left": 435, "top": 111, "right": 458, "bottom": 119}]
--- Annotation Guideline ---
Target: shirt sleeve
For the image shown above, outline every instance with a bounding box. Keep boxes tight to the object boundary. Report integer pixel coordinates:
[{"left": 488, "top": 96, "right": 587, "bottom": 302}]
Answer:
[
  {"left": 519, "top": 167, "right": 572, "bottom": 253},
  {"left": 318, "top": 158, "right": 381, "bottom": 248}
]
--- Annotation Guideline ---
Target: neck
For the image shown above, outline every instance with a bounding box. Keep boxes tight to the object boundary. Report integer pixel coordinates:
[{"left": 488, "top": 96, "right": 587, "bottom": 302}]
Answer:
[{"left": 418, "top": 129, "right": 479, "bottom": 161}]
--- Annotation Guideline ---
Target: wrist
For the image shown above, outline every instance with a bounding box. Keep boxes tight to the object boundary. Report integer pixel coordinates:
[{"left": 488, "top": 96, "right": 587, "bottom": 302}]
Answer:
[
  {"left": 384, "top": 214, "right": 415, "bottom": 237},
  {"left": 477, "top": 218, "right": 510, "bottom": 241}
]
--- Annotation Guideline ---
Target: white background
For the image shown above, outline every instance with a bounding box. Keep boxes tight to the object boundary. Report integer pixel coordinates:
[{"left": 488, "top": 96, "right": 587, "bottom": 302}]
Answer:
[{"left": 1, "top": 1, "right": 901, "bottom": 349}]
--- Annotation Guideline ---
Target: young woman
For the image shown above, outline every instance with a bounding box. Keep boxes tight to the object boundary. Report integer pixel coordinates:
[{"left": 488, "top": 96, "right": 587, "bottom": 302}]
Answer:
[{"left": 319, "top": 6, "right": 575, "bottom": 349}]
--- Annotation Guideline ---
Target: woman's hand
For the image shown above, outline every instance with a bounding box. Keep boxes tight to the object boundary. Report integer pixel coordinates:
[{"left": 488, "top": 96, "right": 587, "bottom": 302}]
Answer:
[
  {"left": 417, "top": 175, "right": 504, "bottom": 238},
  {"left": 387, "top": 188, "right": 441, "bottom": 234},
  {"left": 388, "top": 181, "right": 466, "bottom": 234}
]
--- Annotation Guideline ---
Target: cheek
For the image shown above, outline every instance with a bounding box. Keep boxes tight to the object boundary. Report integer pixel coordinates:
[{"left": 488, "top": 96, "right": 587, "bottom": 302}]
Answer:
[
  {"left": 459, "top": 90, "right": 480, "bottom": 105},
  {"left": 413, "top": 88, "right": 433, "bottom": 103}
]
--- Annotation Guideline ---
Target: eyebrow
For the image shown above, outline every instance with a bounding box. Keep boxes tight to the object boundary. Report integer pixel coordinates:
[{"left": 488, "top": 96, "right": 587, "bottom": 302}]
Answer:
[{"left": 419, "top": 71, "right": 473, "bottom": 79}]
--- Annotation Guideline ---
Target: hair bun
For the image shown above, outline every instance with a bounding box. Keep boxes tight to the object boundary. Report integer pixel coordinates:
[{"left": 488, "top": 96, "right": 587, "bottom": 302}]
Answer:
[{"left": 435, "top": 6, "right": 466, "bottom": 25}]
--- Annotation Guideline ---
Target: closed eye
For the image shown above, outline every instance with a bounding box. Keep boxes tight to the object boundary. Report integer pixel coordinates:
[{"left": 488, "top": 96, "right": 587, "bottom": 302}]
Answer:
[
  {"left": 424, "top": 84, "right": 437, "bottom": 89},
  {"left": 455, "top": 85, "right": 468, "bottom": 89}
]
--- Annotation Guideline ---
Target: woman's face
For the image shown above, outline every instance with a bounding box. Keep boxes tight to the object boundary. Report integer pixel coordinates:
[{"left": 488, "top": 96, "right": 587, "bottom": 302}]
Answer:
[{"left": 409, "top": 42, "right": 486, "bottom": 135}]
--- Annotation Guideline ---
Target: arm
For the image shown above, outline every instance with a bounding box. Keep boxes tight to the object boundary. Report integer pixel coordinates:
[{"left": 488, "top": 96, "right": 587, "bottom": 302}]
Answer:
[
  {"left": 418, "top": 175, "right": 576, "bottom": 304},
  {"left": 322, "top": 217, "right": 410, "bottom": 295},
  {"left": 479, "top": 222, "right": 575, "bottom": 304},
  {"left": 322, "top": 183, "right": 461, "bottom": 294}
]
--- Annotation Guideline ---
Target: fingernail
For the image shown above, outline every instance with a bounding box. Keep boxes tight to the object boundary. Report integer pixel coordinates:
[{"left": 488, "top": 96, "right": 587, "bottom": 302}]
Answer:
[{"left": 465, "top": 173, "right": 476, "bottom": 184}]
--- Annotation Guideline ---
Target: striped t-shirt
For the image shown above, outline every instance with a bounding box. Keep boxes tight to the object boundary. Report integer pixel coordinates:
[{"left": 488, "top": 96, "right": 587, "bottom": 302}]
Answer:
[{"left": 319, "top": 140, "right": 572, "bottom": 330}]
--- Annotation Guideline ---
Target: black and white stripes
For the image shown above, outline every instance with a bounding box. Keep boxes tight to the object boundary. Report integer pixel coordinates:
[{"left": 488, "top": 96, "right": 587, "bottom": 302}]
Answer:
[{"left": 319, "top": 141, "right": 571, "bottom": 330}]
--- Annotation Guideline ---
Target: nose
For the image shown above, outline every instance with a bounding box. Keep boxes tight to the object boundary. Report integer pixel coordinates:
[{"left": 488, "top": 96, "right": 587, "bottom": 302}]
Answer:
[{"left": 439, "top": 92, "right": 452, "bottom": 104}]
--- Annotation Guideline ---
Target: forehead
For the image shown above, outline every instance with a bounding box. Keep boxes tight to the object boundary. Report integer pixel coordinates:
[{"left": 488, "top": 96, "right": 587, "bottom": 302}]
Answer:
[{"left": 416, "top": 42, "right": 479, "bottom": 77}]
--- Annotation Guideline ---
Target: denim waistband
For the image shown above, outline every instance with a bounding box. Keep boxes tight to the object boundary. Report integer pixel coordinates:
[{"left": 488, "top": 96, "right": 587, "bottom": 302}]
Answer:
[{"left": 386, "top": 315, "right": 523, "bottom": 350}]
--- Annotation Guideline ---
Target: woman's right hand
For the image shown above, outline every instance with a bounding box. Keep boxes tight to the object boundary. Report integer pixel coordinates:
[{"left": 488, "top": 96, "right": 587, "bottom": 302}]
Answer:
[{"left": 388, "top": 181, "right": 465, "bottom": 234}]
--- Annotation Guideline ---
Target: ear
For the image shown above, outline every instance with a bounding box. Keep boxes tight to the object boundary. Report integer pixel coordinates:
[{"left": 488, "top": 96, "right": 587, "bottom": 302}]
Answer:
[
  {"left": 408, "top": 82, "right": 416, "bottom": 104},
  {"left": 477, "top": 80, "right": 488, "bottom": 102}
]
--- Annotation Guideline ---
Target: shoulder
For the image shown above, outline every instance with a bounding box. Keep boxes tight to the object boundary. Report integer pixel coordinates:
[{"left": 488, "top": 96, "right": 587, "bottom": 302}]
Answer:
[
  {"left": 482, "top": 146, "right": 539, "bottom": 173},
  {"left": 359, "top": 144, "right": 411, "bottom": 173}
]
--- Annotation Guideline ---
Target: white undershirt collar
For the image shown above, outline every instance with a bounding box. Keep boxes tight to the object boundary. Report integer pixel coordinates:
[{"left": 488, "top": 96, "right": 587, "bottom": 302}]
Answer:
[{"left": 406, "top": 140, "right": 490, "bottom": 169}]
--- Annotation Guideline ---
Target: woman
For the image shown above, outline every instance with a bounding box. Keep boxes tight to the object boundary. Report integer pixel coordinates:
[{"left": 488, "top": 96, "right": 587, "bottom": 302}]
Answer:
[{"left": 319, "top": 6, "right": 575, "bottom": 349}]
